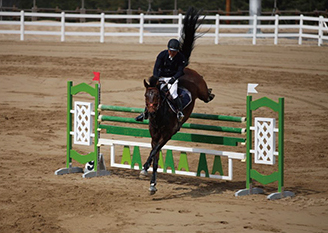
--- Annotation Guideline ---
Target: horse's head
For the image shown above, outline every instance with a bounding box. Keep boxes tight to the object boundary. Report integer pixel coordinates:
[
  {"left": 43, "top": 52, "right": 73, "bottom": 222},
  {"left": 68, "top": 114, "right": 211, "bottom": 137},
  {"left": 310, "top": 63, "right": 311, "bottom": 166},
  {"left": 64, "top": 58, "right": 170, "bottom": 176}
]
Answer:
[{"left": 144, "top": 79, "right": 161, "bottom": 114}]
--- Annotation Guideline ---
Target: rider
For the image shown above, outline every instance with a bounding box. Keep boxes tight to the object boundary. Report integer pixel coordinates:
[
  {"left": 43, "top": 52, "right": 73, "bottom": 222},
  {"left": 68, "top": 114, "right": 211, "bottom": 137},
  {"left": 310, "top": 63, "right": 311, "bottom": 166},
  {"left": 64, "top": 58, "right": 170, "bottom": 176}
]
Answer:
[{"left": 135, "top": 38, "right": 187, "bottom": 122}]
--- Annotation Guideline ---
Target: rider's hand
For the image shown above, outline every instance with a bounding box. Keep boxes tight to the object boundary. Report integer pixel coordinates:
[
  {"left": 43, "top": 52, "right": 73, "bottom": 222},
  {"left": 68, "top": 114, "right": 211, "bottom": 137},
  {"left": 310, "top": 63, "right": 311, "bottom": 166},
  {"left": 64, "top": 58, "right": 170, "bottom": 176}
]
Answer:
[{"left": 168, "top": 77, "right": 176, "bottom": 84}]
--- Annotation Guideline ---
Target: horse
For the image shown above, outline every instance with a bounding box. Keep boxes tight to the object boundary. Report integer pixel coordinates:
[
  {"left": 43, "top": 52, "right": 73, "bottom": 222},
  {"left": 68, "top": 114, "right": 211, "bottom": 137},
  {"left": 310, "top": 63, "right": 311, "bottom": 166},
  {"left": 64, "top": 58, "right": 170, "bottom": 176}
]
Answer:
[{"left": 139, "top": 7, "right": 215, "bottom": 194}]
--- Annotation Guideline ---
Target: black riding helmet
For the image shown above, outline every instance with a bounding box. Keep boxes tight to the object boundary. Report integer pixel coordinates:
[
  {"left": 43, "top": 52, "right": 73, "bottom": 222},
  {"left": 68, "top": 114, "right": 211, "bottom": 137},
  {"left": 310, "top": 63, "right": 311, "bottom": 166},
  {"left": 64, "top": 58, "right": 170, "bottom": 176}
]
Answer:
[{"left": 167, "top": 39, "right": 180, "bottom": 51}]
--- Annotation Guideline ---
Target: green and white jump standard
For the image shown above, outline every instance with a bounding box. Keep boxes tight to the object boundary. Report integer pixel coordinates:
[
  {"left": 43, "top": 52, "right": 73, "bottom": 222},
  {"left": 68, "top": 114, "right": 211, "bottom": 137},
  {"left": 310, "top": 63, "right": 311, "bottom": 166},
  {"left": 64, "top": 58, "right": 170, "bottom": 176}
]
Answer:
[
  {"left": 235, "top": 96, "right": 295, "bottom": 200},
  {"left": 54, "top": 82, "right": 110, "bottom": 178}
]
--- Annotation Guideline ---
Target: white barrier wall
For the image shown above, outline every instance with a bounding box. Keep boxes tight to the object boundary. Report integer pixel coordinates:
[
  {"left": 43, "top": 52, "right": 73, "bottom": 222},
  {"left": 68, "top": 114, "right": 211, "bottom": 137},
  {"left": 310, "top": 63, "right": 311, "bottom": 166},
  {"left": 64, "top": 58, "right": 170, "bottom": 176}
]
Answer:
[{"left": 0, "top": 11, "right": 327, "bottom": 46}]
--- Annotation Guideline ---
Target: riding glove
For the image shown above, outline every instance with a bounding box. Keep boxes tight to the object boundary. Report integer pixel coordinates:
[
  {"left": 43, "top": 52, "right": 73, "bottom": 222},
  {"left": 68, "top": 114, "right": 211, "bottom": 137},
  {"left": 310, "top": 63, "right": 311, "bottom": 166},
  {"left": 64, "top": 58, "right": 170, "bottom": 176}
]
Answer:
[{"left": 168, "top": 77, "right": 176, "bottom": 84}]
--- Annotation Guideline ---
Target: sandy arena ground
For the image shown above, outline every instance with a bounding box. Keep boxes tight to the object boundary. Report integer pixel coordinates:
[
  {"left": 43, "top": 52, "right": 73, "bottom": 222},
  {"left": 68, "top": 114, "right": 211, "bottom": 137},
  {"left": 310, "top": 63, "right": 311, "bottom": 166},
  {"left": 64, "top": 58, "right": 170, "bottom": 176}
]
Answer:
[{"left": 0, "top": 38, "right": 328, "bottom": 233}]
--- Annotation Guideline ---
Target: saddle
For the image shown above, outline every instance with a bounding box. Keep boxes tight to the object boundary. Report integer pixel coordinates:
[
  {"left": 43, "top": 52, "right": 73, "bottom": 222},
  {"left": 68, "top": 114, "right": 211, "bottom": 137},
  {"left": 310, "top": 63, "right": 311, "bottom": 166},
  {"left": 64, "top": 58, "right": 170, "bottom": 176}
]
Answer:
[{"left": 160, "top": 87, "right": 192, "bottom": 114}]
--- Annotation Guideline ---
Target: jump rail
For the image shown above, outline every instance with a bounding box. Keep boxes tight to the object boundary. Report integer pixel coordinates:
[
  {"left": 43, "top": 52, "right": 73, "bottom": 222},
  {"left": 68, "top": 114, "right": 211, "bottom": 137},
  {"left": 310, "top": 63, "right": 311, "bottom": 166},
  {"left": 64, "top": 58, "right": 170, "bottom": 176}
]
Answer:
[{"left": 98, "top": 102, "right": 247, "bottom": 181}]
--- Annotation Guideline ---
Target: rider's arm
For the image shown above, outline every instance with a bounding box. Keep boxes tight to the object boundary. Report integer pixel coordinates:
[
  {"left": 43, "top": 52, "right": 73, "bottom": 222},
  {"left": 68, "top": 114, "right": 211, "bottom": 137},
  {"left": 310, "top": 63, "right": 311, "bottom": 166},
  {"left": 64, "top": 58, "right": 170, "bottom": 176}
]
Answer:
[{"left": 172, "top": 53, "right": 186, "bottom": 79}]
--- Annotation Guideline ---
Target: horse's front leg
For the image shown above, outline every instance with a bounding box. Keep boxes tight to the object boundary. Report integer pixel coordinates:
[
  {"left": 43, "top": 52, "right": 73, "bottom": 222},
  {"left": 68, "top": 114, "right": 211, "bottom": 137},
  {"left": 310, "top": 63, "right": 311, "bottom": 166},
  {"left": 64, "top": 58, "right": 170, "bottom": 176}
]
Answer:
[
  {"left": 141, "top": 139, "right": 169, "bottom": 195},
  {"left": 147, "top": 143, "right": 163, "bottom": 194}
]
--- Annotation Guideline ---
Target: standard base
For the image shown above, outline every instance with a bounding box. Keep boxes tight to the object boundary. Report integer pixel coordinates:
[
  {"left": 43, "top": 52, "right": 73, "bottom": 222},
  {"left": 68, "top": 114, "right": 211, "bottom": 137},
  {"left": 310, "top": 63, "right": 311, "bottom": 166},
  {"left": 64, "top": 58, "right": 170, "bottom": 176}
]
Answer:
[
  {"left": 83, "top": 169, "right": 111, "bottom": 178},
  {"left": 235, "top": 188, "right": 295, "bottom": 200},
  {"left": 55, "top": 153, "right": 110, "bottom": 178},
  {"left": 55, "top": 166, "right": 110, "bottom": 178},
  {"left": 235, "top": 187, "right": 264, "bottom": 196},
  {"left": 267, "top": 191, "right": 295, "bottom": 200},
  {"left": 55, "top": 167, "right": 83, "bottom": 175}
]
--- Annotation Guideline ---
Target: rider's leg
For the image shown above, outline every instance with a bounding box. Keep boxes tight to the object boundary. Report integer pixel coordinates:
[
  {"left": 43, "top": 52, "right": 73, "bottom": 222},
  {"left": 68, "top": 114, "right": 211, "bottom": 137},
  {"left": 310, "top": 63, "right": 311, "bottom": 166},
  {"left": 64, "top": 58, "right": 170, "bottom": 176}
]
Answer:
[
  {"left": 169, "top": 79, "right": 184, "bottom": 121},
  {"left": 174, "top": 97, "right": 184, "bottom": 122}
]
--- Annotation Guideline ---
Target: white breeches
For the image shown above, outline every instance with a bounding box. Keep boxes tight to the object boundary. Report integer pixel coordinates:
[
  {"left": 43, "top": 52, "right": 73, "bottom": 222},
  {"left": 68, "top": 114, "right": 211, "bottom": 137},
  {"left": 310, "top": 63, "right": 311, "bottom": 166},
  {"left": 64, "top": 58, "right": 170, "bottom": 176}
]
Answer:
[{"left": 159, "top": 77, "right": 178, "bottom": 99}]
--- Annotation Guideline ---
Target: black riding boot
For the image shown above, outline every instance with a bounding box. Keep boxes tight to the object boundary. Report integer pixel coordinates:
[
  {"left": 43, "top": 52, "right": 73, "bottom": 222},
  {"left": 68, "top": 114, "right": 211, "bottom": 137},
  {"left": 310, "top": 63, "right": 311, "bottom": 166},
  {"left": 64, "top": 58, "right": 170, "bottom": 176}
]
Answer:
[
  {"left": 175, "top": 97, "right": 184, "bottom": 122},
  {"left": 135, "top": 107, "right": 149, "bottom": 121}
]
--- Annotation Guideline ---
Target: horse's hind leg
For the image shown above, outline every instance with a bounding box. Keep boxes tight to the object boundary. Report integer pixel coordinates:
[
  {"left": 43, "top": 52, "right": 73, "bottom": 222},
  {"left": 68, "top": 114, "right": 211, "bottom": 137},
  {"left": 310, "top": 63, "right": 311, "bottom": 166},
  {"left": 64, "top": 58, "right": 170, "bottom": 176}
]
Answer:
[
  {"left": 140, "top": 138, "right": 158, "bottom": 175},
  {"left": 140, "top": 154, "right": 152, "bottom": 177},
  {"left": 196, "top": 76, "right": 215, "bottom": 103},
  {"left": 206, "top": 88, "right": 215, "bottom": 103}
]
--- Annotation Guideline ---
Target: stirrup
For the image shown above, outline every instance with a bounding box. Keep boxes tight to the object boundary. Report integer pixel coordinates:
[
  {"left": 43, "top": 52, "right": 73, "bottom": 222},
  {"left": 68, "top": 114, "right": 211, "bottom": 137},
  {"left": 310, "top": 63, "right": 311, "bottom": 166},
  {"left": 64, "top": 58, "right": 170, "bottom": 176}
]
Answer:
[
  {"left": 135, "top": 113, "right": 145, "bottom": 121},
  {"left": 135, "top": 109, "right": 149, "bottom": 121},
  {"left": 177, "top": 111, "right": 184, "bottom": 122}
]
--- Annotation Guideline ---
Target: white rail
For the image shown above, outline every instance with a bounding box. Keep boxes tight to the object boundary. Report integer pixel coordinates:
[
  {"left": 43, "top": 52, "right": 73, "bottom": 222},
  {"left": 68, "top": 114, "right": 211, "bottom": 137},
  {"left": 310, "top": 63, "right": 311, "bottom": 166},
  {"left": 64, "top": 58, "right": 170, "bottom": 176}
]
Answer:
[
  {"left": 98, "top": 138, "right": 246, "bottom": 181},
  {"left": 0, "top": 11, "right": 327, "bottom": 46}
]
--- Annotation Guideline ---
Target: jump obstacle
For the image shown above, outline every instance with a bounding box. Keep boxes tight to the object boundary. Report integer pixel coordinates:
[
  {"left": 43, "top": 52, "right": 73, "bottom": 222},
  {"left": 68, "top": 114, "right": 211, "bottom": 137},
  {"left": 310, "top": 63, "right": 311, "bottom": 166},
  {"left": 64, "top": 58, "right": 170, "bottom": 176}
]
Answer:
[{"left": 55, "top": 81, "right": 295, "bottom": 200}]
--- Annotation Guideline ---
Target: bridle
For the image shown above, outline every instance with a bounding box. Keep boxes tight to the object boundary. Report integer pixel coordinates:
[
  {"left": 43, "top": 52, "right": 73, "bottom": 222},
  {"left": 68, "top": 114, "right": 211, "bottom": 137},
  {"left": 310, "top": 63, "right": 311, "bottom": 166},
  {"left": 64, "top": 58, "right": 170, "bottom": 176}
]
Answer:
[{"left": 146, "top": 83, "right": 171, "bottom": 114}]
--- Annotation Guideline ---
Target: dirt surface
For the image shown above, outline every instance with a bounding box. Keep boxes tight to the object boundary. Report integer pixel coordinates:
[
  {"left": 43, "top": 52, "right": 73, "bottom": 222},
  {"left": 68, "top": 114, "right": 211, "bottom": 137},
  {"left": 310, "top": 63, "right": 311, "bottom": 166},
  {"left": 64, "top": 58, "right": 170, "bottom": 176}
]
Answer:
[{"left": 1, "top": 40, "right": 328, "bottom": 233}]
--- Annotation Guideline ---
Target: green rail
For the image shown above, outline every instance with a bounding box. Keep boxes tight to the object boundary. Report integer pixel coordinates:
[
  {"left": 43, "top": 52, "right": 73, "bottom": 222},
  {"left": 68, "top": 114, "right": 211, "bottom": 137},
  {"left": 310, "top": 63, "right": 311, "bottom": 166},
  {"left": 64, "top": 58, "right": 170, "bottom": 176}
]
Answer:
[
  {"left": 99, "top": 115, "right": 245, "bottom": 134},
  {"left": 190, "top": 113, "right": 245, "bottom": 123},
  {"left": 99, "top": 104, "right": 246, "bottom": 123},
  {"left": 99, "top": 104, "right": 143, "bottom": 113},
  {"left": 99, "top": 125, "right": 245, "bottom": 147}
]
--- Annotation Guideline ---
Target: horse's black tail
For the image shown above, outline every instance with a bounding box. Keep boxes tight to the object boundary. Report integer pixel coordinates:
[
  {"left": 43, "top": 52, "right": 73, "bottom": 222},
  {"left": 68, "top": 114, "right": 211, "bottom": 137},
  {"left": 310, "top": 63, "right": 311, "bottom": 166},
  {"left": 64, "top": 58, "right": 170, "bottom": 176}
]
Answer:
[{"left": 180, "top": 7, "right": 204, "bottom": 65}]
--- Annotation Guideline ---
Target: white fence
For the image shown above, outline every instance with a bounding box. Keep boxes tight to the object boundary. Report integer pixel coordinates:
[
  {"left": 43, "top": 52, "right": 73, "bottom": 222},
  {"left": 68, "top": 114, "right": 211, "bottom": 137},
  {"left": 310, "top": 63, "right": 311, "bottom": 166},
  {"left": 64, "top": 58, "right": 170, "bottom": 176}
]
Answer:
[{"left": 0, "top": 11, "right": 327, "bottom": 46}]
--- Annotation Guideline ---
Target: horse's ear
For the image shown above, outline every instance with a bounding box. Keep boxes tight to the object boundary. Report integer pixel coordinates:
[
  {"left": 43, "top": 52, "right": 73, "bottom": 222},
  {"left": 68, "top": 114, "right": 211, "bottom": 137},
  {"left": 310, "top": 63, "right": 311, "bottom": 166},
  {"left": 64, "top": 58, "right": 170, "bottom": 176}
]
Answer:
[{"left": 144, "top": 79, "right": 150, "bottom": 88}]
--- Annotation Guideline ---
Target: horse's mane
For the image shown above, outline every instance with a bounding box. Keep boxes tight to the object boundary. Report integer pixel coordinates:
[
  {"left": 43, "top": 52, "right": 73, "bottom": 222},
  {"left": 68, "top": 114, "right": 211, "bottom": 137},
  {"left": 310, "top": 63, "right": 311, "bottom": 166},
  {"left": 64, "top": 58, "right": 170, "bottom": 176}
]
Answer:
[
  {"left": 180, "top": 7, "right": 205, "bottom": 65},
  {"left": 148, "top": 76, "right": 159, "bottom": 87}
]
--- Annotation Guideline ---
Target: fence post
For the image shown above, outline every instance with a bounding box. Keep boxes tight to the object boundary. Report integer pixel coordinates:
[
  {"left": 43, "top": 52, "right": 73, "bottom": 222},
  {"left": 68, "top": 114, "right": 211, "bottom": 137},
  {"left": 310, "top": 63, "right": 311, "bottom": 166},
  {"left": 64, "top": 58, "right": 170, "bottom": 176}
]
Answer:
[
  {"left": 61, "top": 12, "right": 65, "bottom": 42},
  {"left": 252, "top": 15, "right": 257, "bottom": 45},
  {"left": 139, "top": 13, "right": 144, "bottom": 44},
  {"left": 215, "top": 14, "right": 220, "bottom": 45},
  {"left": 318, "top": 15, "right": 323, "bottom": 46},
  {"left": 32, "top": 5, "right": 38, "bottom": 21},
  {"left": 298, "top": 14, "right": 303, "bottom": 45},
  {"left": 274, "top": 14, "right": 279, "bottom": 45},
  {"left": 100, "top": 12, "right": 105, "bottom": 43},
  {"left": 177, "top": 13, "right": 182, "bottom": 38},
  {"left": 20, "top": 10, "right": 24, "bottom": 41}
]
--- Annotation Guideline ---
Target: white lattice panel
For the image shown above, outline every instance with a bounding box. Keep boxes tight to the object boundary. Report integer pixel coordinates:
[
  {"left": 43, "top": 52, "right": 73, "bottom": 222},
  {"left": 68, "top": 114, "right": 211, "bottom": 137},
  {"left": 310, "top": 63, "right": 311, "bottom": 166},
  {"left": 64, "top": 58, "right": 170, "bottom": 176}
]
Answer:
[
  {"left": 253, "top": 117, "right": 277, "bottom": 165},
  {"left": 73, "top": 101, "right": 93, "bottom": 146}
]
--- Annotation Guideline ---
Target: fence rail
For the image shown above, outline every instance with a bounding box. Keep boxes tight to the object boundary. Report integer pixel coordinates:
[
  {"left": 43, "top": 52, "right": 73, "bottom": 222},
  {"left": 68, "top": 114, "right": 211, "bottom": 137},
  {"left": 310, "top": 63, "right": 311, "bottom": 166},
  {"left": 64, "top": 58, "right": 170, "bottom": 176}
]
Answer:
[{"left": 0, "top": 11, "right": 327, "bottom": 46}]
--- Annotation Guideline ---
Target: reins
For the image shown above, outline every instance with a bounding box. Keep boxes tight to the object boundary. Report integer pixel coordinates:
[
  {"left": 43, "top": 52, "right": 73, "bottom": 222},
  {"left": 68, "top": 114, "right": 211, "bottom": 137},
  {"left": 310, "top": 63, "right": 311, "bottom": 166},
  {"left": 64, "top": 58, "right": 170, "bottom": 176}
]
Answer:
[
  {"left": 157, "top": 80, "right": 173, "bottom": 108},
  {"left": 147, "top": 80, "right": 173, "bottom": 113}
]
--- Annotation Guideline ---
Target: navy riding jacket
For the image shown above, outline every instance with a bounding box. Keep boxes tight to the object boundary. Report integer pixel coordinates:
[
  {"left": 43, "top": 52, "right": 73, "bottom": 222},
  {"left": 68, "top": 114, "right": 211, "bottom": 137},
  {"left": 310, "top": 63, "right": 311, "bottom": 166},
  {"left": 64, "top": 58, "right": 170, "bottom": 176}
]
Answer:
[{"left": 153, "top": 50, "right": 186, "bottom": 79}]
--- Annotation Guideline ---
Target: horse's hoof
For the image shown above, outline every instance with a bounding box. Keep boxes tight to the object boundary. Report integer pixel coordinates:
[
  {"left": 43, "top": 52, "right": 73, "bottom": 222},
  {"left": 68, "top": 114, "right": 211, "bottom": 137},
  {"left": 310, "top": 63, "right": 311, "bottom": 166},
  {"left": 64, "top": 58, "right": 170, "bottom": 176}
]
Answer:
[
  {"left": 149, "top": 184, "right": 157, "bottom": 195},
  {"left": 208, "top": 93, "right": 215, "bottom": 102},
  {"left": 139, "top": 169, "right": 148, "bottom": 178}
]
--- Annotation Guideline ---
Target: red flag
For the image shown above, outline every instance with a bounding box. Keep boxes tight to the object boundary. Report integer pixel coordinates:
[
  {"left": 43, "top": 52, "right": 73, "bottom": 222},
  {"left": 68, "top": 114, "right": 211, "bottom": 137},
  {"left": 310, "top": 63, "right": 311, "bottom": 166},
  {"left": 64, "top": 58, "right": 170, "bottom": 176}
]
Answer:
[{"left": 92, "top": 72, "right": 100, "bottom": 82}]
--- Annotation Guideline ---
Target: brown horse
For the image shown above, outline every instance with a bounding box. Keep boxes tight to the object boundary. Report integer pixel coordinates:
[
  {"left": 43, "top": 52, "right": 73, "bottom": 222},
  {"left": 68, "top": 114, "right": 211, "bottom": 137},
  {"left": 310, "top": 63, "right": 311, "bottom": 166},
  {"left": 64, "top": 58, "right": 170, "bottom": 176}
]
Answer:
[
  {"left": 140, "top": 68, "right": 214, "bottom": 194},
  {"left": 139, "top": 7, "right": 214, "bottom": 194}
]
